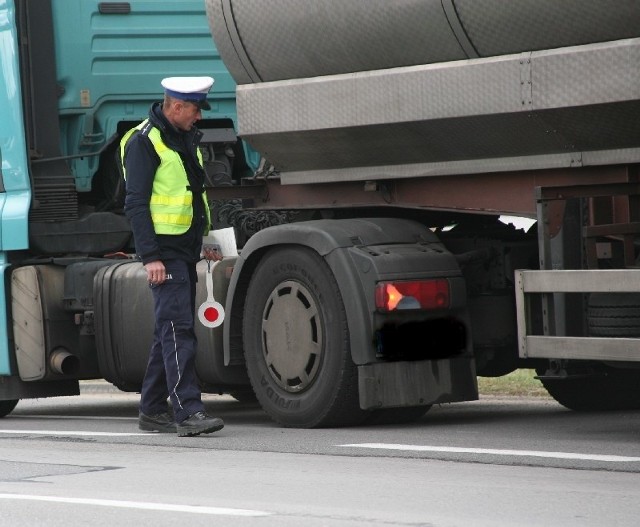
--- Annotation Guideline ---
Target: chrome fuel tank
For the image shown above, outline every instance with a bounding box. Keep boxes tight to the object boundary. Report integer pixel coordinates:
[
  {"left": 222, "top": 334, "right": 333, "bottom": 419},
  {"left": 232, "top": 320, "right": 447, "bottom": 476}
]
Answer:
[{"left": 94, "top": 259, "right": 247, "bottom": 391}]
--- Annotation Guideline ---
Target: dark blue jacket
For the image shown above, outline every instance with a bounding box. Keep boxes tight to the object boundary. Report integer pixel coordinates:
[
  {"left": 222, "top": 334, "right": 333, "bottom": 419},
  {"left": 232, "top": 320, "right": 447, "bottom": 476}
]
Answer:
[{"left": 123, "top": 102, "right": 208, "bottom": 265}]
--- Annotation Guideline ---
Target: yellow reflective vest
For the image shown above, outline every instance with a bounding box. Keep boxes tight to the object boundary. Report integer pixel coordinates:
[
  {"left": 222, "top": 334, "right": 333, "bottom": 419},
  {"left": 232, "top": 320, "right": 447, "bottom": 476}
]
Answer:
[{"left": 120, "top": 120, "right": 211, "bottom": 235}]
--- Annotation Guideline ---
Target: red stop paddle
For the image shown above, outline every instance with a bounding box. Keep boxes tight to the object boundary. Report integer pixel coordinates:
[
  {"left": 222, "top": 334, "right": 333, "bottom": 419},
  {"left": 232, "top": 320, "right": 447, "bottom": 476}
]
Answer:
[{"left": 197, "top": 261, "right": 225, "bottom": 328}]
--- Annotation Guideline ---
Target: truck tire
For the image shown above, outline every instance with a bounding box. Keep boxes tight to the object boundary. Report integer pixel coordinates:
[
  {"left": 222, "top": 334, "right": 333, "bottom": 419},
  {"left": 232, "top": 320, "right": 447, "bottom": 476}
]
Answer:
[
  {"left": 242, "top": 246, "right": 366, "bottom": 428},
  {"left": 536, "top": 367, "right": 640, "bottom": 411},
  {"left": 537, "top": 293, "right": 640, "bottom": 411},
  {"left": 587, "top": 293, "right": 640, "bottom": 337},
  {"left": 0, "top": 399, "right": 18, "bottom": 418}
]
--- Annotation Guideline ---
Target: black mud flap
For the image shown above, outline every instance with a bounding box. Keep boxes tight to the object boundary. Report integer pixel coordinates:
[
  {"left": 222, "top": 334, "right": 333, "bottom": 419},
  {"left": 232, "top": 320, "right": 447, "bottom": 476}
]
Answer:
[{"left": 358, "top": 356, "right": 478, "bottom": 410}]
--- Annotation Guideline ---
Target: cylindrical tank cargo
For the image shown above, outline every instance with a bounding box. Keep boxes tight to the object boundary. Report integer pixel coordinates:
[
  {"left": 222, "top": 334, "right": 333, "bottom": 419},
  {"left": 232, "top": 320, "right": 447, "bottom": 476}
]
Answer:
[{"left": 206, "top": 0, "right": 640, "bottom": 84}]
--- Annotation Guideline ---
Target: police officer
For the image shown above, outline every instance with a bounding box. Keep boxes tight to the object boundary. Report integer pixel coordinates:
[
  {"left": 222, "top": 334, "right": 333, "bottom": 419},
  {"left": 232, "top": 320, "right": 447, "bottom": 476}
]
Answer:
[{"left": 121, "top": 76, "right": 224, "bottom": 437}]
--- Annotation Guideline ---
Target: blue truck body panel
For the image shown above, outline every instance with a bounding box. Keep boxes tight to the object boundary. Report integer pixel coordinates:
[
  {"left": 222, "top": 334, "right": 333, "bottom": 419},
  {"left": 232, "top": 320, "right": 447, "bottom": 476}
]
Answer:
[
  {"left": 49, "top": 0, "right": 253, "bottom": 191},
  {"left": 1, "top": 0, "right": 30, "bottom": 375},
  {"left": 0, "top": 0, "right": 255, "bottom": 379},
  {"left": 0, "top": 0, "right": 31, "bottom": 246}
]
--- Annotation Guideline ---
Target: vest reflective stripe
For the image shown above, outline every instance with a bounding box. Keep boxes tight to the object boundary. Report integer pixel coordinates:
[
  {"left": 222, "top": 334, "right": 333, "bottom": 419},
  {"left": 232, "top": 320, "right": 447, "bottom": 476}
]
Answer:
[
  {"left": 150, "top": 194, "right": 193, "bottom": 206},
  {"left": 120, "top": 119, "right": 211, "bottom": 235},
  {"left": 150, "top": 212, "right": 193, "bottom": 226}
]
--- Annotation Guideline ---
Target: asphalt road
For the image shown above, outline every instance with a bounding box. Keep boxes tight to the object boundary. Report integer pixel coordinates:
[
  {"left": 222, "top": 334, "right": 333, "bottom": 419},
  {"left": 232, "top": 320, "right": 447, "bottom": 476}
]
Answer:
[{"left": 0, "top": 384, "right": 639, "bottom": 526}]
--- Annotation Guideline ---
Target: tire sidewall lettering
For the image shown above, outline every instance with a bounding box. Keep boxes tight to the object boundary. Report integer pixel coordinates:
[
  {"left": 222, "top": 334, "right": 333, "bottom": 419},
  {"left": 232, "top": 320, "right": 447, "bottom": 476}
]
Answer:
[
  {"left": 272, "top": 263, "right": 324, "bottom": 310},
  {"left": 260, "top": 375, "right": 301, "bottom": 410}
]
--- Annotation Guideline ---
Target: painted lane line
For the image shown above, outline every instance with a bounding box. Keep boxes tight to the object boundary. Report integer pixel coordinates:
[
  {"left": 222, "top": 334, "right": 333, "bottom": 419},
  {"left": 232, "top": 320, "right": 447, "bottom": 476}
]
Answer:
[
  {"left": 0, "top": 494, "right": 271, "bottom": 517},
  {"left": 13, "top": 415, "right": 137, "bottom": 421},
  {"left": 339, "top": 443, "right": 640, "bottom": 463},
  {"left": 0, "top": 429, "right": 148, "bottom": 437}
]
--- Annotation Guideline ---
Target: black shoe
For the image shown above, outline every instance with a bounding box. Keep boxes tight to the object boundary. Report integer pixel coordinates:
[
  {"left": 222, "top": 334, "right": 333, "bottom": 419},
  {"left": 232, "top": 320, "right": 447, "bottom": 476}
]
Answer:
[
  {"left": 139, "top": 411, "right": 176, "bottom": 433},
  {"left": 177, "top": 411, "right": 224, "bottom": 437}
]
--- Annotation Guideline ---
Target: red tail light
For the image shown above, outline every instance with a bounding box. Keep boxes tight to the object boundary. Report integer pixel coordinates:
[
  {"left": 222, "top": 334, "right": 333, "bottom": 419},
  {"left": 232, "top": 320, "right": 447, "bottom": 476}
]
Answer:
[{"left": 375, "top": 279, "right": 450, "bottom": 312}]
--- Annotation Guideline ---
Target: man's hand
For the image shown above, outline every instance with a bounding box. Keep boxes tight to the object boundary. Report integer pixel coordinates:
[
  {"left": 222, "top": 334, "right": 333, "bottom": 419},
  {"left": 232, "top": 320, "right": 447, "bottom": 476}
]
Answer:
[
  {"left": 145, "top": 260, "right": 167, "bottom": 284},
  {"left": 202, "top": 243, "right": 223, "bottom": 262}
]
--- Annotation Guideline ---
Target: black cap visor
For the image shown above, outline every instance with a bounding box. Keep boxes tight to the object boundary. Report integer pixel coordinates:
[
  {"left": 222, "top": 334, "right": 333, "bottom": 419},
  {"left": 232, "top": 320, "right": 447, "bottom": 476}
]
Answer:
[{"left": 185, "top": 98, "right": 211, "bottom": 111}]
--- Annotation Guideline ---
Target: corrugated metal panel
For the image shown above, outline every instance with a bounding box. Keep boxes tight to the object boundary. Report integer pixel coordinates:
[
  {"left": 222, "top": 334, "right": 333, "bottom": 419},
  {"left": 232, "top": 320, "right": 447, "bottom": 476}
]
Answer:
[
  {"left": 207, "top": 0, "right": 466, "bottom": 84},
  {"left": 455, "top": 0, "right": 640, "bottom": 57},
  {"left": 235, "top": 39, "right": 640, "bottom": 182},
  {"left": 208, "top": 0, "right": 640, "bottom": 84}
]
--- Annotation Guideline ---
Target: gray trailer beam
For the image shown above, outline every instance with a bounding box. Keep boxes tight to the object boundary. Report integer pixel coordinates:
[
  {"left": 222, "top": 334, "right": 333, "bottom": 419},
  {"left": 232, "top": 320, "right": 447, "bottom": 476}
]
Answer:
[{"left": 516, "top": 270, "right": 640, "bottom": 362}]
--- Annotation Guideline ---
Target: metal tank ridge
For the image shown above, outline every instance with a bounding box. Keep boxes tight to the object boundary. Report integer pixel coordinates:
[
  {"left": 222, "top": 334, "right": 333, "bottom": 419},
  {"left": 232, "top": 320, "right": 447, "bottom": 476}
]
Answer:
[{"left": 206, "top": 0, "right": 640, "bottom": 84}]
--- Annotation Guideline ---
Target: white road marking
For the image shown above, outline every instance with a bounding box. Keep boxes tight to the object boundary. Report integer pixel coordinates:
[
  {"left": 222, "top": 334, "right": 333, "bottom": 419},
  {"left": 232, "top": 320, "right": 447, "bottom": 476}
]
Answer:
[
  {"left": 339, "top": 443, "right": 640, "bottom": 463},
  {"left": 0, "top": 494, "right": 271, "bottom": 517},
  {"left": 0, "top": 429, "right": 148, "bottom": 437},
  {"left": 13, "top": 415, "right": 137, "bottom": 421}
]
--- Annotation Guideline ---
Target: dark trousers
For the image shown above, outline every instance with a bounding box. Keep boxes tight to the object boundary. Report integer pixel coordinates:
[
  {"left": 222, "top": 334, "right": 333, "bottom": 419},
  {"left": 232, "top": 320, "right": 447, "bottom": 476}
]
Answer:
[{"left": 140, "top": 259, "right": 204, "bottom": 423}]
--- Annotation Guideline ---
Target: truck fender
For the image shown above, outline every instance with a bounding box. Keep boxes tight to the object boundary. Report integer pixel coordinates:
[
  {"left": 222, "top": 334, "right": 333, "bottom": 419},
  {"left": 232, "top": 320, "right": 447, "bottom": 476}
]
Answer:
[{"left": 222, "top": 217, "right": 458, "bottom": 366}]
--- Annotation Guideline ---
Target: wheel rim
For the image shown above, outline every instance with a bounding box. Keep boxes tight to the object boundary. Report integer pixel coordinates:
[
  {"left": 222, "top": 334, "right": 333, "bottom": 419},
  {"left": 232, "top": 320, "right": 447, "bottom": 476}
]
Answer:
[{"left": 261, "top": 280, "right": 323, "bottom": 393}]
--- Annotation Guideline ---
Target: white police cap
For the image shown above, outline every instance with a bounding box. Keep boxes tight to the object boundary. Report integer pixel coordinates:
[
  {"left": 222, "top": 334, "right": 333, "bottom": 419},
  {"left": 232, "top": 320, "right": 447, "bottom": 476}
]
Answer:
[{"left": 161, "top": 76, "right": 214, "bottom": 110}]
